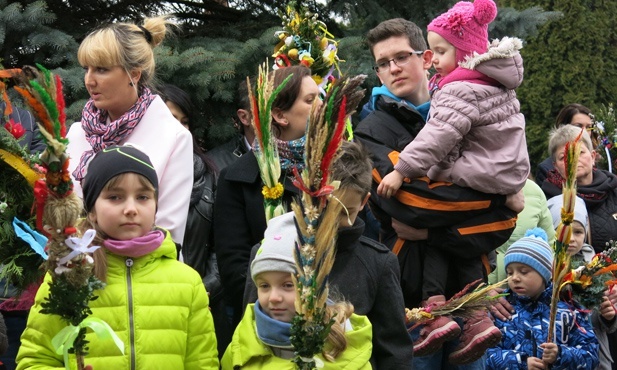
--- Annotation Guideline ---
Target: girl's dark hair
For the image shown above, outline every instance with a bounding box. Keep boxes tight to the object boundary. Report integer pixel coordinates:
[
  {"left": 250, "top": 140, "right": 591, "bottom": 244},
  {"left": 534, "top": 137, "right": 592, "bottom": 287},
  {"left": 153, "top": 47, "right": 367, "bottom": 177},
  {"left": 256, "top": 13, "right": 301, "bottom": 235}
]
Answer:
[
  {"left": 157, "top": 83, "right": 213, "bottom": 167},
  {"left": 158, "top": 83, "right": 195, "bottom": 130},
  {"left": 555, "top": 103, "right": 593, "bottom": 126}
]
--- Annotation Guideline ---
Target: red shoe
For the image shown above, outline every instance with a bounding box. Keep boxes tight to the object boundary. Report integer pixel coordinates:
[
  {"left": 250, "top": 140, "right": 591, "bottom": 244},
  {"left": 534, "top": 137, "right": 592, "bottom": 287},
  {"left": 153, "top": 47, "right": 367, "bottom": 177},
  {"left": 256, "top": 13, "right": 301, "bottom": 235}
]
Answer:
[
  {"left": 448, "top": 311, "right": 502, "bottom": 365},
  {"left": 413, "top": 295, "right": 461, "bottom": 357},
  {"left": 413, "top": 315, "right": 462, "bottom": 356}
]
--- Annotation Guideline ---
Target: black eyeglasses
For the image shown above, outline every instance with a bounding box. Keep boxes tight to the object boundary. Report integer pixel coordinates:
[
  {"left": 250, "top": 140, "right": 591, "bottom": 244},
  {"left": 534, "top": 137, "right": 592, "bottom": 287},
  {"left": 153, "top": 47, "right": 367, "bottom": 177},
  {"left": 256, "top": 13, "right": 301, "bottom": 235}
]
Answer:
[{"left": 373, "top": 51, "right": 424, "bottom": 73}]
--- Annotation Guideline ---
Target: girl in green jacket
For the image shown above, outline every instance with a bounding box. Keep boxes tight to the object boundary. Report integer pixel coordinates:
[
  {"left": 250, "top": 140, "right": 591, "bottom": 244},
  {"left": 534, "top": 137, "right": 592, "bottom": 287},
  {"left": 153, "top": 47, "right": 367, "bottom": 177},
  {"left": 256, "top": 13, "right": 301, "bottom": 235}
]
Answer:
[
  {"left": 17, "top": 145, "right": 219, "bottom": 369},
  {"left": 222, "top": 212, "right": 373, "bottom": 369}
]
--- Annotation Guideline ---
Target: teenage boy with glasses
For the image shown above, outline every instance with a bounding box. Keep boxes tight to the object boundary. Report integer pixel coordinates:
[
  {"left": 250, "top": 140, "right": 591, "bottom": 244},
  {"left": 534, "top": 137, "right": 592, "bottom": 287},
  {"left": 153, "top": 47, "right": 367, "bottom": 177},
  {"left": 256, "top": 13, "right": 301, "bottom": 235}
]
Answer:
[{"left": 354, "top": 18, "right": 521, "bottom": 369}]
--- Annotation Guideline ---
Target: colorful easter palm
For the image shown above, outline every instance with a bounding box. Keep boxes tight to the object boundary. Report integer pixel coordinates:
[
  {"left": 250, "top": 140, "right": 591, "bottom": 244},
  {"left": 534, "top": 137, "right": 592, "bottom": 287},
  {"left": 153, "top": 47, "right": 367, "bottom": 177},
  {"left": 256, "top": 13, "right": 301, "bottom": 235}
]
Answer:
[
  {"left": 273, "top": 1, "right": 342, "bottom": 88},
  {"left": 247, "top": 61, "right": 293, "bottom": 222},
  {"left": 272, "top": 1, "right": 355, "bottom": 140},
  {"left": 8, "top": 65, "right": 122, "bottom": 370},
  {"left": 289, "top": 74, "right": 365, "bottom": 369},
  {"left": 405, "top": 279, "right": 508, "bottom": 328},
  {"left": 0, "top": 69, "right": 46, "bottom": 305},
  {"left": 547, "top": 129, "right": 582, "bottom": 343},
  {"left": 562, "top": 242, "right": 617, "bottom": 310}
]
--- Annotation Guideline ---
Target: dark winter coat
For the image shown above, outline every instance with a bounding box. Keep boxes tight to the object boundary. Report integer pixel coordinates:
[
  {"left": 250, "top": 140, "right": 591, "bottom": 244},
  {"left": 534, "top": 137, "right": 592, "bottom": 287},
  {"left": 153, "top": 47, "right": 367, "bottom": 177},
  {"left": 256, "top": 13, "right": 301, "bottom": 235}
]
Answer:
[
  {"left": 535, "top": 156, "right": 554, "bottom": 185},
  {"left": 213, "top": 152, "right": 299, "bottom": 322},
  {"left": 355, "top": 94, "right": 515, "bottom": 307},
  {"left": 205, "top": 135, "right": 249, "bottom": 174},
  {"left": 182, "top": 154, "right": 219, "bottom": 297}
]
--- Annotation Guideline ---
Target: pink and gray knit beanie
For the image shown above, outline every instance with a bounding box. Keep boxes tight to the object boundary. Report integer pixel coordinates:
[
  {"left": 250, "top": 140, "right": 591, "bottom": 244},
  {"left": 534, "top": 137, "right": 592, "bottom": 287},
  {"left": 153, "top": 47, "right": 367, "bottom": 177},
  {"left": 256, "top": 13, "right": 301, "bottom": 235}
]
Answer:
[{"left": 427, "top": 0, "right": 497, "bottom": 63}]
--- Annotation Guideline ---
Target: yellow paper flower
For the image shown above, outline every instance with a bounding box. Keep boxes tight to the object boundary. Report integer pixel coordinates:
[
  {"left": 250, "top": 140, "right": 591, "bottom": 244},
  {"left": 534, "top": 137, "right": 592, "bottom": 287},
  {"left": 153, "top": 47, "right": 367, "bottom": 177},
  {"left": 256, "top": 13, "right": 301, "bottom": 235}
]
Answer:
[{"left": 262, "top": 182, "right": 284, "bottom": 200}]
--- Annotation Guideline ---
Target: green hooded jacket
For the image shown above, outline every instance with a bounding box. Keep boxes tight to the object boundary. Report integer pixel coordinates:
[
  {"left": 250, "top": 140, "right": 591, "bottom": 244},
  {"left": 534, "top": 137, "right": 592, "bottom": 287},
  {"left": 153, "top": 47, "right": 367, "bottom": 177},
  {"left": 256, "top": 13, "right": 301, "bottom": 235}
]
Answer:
[{"left": 17, "top": 230, "right": 219, "bottom": 369}]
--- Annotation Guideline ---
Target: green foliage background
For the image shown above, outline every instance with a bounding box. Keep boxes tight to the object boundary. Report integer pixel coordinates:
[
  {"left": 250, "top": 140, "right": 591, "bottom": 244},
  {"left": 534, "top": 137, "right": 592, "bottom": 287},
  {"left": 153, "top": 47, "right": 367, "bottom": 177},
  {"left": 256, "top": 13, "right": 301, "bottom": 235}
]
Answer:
[{"left": 2, "top": 0, "right": 615, "bottom": 171}]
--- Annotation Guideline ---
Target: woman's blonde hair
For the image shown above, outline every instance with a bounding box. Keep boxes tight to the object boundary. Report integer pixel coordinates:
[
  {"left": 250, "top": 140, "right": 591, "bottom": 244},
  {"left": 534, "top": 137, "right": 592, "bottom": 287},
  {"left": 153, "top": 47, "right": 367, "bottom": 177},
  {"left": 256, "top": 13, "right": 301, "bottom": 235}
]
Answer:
[
  {"left": 78, "top": 16, "right": 175, "bottom": 88},
  {"left": 322, "top": 301, "right": 354, "bottom": 362},
  {"left": 81, "top": 173, "right": 158, "bottom": 282}
]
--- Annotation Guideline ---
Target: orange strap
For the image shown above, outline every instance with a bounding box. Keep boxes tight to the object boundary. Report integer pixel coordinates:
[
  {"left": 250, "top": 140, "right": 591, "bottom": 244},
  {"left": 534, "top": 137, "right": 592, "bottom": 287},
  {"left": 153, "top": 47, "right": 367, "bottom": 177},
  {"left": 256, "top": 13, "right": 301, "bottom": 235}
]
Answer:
[
  {"left": 481, "top": 254, "right": 492, "bottom": 275},
  {"left": 392, "top": 238, "right": 405, "bottom": 256}
]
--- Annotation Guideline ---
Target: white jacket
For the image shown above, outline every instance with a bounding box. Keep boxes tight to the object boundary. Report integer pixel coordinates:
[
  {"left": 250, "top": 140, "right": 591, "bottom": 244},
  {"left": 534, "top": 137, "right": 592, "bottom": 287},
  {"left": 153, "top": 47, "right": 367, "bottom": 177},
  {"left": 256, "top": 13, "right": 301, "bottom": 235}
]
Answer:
[{"left": 67, "top": 96, "right": 193, "bottom": 244}]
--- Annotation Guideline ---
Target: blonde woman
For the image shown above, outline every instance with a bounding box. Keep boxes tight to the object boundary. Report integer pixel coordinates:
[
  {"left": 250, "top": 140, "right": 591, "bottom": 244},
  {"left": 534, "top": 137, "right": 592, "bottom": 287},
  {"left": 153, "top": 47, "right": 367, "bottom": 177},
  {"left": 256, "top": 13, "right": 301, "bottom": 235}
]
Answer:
[{"left": 67, "top": 16, "right": 193, "bottom": 246}]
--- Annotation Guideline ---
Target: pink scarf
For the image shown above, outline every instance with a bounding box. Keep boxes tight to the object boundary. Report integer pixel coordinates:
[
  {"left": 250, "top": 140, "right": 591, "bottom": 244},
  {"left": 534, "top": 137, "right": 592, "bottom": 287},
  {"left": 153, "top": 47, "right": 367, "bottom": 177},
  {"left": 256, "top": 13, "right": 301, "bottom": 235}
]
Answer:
[
  {"left": 73, "top": 87, "right": 156, "bottom": 182},
  {"left": 103, "top": 229, "right": 164, "bottom": 258}
]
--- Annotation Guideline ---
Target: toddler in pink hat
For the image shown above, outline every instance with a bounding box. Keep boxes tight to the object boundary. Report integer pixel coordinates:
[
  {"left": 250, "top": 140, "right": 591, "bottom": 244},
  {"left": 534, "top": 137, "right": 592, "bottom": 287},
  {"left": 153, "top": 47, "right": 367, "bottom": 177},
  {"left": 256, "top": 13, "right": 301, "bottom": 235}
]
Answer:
[{"left": 378, "top": 0, "right": 530, "bottom": 365}]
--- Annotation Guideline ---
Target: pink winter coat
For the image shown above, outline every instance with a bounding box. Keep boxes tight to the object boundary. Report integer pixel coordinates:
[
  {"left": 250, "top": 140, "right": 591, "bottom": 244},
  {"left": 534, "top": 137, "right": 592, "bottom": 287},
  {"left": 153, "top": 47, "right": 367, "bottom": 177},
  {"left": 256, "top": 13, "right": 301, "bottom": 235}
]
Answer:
[{"left": 394, "top": 37, "right": 529, "bottom": 195}]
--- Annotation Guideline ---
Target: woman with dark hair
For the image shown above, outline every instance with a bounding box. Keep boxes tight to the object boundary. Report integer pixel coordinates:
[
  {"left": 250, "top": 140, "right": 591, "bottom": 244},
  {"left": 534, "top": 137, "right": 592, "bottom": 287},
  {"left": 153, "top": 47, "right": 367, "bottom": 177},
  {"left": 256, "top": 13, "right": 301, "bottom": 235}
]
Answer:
[
  {"left": 213, "top": 65, "right": 318, "bottom": 328},
  {"left": 158, "top": 83, "right": 231, "bottom": 359},
  {"left": 536, "top": 103, "right": 595, "bottom": 185}
]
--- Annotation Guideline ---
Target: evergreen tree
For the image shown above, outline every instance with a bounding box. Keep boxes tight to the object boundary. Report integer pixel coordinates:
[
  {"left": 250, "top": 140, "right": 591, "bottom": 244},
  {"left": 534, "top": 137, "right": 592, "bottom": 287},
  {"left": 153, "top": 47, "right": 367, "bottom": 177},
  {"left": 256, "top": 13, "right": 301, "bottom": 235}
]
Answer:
[
  {"left": 0, "top": 0, "right": 78, "bottom": 68},
  {"left": 502, "top": 0, "right": 617, "bottom": 170}
]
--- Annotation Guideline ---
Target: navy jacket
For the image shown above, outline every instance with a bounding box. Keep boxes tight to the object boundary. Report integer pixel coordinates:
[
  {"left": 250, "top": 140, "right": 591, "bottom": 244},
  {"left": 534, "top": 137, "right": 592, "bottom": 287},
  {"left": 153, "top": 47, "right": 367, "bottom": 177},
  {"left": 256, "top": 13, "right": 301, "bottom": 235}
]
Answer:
[{"left": 487, "top": 285, "right": 599, "bottom": 369}]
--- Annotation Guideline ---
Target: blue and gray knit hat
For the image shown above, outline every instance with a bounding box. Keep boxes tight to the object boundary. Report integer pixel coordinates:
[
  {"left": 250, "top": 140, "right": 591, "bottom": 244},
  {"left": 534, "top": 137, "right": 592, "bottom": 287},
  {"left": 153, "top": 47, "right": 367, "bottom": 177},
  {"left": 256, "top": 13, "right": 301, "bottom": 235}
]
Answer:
[{"left": 504, "top": 228, "right": 554, "bottom": 283}]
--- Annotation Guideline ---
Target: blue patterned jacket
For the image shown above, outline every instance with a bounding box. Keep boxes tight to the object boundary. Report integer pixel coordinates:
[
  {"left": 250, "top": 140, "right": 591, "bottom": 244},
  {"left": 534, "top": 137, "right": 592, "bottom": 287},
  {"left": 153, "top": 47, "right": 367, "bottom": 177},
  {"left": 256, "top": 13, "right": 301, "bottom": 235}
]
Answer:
[{"left": 486, "top": 284, "right": 599, "bottom": 369}]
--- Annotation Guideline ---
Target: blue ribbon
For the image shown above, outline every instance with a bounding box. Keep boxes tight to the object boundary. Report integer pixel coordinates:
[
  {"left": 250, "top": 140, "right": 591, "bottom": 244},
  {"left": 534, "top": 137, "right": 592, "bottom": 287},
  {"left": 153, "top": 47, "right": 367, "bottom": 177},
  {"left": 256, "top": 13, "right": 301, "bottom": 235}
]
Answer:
[{"left": 12, "top": 217, "right": 48, "bottom": 260}]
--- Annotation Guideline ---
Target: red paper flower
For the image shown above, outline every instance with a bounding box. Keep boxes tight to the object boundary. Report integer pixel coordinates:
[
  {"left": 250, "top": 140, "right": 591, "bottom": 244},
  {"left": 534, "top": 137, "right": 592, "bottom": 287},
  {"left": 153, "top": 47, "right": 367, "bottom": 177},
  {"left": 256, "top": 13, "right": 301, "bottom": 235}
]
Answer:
[{"left": 4, "top": 119, "right": 25, "bottom": 139}]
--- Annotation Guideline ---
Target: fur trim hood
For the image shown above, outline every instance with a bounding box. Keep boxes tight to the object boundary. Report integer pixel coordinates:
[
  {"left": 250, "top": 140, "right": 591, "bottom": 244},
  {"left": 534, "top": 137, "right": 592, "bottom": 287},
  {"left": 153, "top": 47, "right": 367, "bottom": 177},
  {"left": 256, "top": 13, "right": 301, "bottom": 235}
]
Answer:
[{"left": 460, "top": 36, "right": 524, "bottom": 89}]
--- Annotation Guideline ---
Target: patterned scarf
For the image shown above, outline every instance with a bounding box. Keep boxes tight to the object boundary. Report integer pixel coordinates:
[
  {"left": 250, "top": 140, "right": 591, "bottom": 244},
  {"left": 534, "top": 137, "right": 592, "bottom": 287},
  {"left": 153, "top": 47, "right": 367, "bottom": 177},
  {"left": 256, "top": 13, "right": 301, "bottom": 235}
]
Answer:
[
  {"left": 275, "top": 135, "right": 306, "bottom": 175},
  {"left": 73, "top": 87, "right": 156, "bottom": 182}
]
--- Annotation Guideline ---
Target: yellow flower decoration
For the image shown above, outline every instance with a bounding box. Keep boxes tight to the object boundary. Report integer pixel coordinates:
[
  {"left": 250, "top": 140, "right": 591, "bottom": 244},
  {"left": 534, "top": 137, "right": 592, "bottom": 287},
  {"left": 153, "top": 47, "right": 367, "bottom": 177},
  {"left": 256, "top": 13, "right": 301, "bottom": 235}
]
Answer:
[
  {"left": 262, "top": 182, "right": 284, "bottom": 200},
  {"left": 272, "top": 1, "right": 341, "bottom": 81}
]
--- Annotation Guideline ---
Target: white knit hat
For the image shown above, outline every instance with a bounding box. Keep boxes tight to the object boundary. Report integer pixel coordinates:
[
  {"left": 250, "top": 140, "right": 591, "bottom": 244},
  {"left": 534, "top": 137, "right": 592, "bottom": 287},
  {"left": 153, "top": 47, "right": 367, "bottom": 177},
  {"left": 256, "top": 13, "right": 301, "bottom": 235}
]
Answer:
[
  {"left": 547, "top": 195, "right": 588, "bottom": 233},
  {"left": 251, "top": 212, "right": 297, "bottom": 282}
]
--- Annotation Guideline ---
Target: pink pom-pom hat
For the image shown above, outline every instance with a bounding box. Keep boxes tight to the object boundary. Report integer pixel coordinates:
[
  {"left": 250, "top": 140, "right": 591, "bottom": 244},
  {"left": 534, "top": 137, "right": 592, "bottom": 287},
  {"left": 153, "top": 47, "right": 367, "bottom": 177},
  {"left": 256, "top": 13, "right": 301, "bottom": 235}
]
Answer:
[{"left": 427, "top": 0, "right": 497, "bottom": 63}]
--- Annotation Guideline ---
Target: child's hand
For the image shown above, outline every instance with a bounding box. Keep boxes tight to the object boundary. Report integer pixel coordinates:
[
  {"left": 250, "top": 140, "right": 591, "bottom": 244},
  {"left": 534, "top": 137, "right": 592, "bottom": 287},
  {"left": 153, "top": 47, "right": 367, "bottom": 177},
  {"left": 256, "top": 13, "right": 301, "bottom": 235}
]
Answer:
[
  {"left": 600, "top": 296, "right": 616, "bottom": 321},
  {"left": 377, "top": 170, "right": 404, "bottom": 198},
  {"left": 540, "top": 342, "right": 558, "bottom": 364},
  {"left": 527, "top": 356, "right": 546, "bottom": 369}
]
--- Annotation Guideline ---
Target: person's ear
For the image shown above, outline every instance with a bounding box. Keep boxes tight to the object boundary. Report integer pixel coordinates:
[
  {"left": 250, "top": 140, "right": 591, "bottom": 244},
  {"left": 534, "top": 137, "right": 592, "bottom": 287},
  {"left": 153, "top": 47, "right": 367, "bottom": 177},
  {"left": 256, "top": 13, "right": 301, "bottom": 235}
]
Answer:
[
  {"left": 376, "top": 66, "right": 385, "bottom": 85},
  {"left": 129, "top": 69, "right": 142, "bottom": 86},
  {"left": 591, "top": 149, "right": 597, "bottom": 163},
  {"left": 87, "top": 211, "right": 97, "bottom": 224},
  {"left": 271, "top": 108, "right": 288, "bottom": 127},
  {"left": 359, "top": 193, "right": 370, "bottom": 210},
  {"left": 236, "top": 109, "right": 251, "bottom": 127},
  {"left": 422, "top": 50, "right": 433, "bottom": 70}
]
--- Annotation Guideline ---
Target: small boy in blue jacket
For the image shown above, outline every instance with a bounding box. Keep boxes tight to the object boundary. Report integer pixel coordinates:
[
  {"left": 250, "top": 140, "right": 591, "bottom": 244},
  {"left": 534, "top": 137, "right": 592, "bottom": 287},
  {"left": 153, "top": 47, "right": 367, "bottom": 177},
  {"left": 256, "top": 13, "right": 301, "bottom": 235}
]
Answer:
[{"left": 486, "top": 228, "right": 599, "bottom": 370}]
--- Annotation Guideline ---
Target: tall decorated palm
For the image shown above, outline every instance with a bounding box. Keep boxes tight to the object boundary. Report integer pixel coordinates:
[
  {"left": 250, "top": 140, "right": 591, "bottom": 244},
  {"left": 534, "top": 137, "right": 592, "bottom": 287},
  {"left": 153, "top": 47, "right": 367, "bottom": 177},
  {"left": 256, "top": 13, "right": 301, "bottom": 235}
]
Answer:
[
  {"left": 289, "top": 74, "right": 365, "bottom": 369},
  {"left": 247, "top": 62, "right": 293, "bottom": 222},
  {"left": 0, "top": 68, "right": 46, "bottom": 307},
  {"left": 547, "top": 130, "right": 583, "bottom": 343},
  {"left": 7, "top": 65, "right": 122, "bottom": 370}
]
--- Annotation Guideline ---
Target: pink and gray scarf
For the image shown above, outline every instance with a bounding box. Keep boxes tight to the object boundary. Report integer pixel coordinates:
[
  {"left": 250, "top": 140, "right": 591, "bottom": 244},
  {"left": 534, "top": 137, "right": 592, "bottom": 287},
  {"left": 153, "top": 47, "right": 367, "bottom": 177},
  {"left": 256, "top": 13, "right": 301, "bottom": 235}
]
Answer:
[{"left": 73, "top": 87, "right": 156, "bottom": 182}]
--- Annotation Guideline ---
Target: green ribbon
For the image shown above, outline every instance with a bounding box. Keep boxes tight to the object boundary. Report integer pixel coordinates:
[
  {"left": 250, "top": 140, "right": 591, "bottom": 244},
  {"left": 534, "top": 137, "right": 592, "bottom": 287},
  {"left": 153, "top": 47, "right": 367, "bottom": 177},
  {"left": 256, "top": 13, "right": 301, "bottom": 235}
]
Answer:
[{"left": 51, "top": 317, "right": 124, "bottom": 370}]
